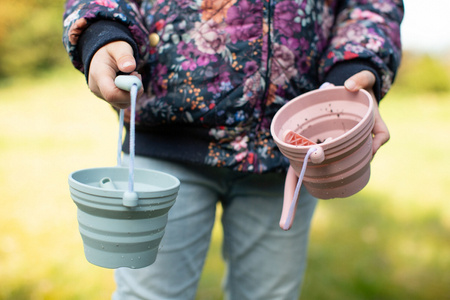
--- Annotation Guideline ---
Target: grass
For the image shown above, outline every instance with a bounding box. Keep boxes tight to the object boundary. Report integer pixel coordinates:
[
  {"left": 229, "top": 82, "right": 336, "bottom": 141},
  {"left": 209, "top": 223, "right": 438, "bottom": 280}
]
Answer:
[{"left": 0, "top": 68, "right": 449, "bottom": 299}]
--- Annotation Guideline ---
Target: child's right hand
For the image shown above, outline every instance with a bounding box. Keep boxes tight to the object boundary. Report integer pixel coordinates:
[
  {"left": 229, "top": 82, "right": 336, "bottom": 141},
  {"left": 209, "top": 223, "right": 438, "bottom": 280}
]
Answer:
[{"left": 88, "top": 41, "right": 143, "bottom": 109}]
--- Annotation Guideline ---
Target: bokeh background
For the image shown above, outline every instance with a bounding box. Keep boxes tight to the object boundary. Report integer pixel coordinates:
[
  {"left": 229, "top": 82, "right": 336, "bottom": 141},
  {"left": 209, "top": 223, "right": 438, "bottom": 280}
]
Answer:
[{"left": 1, "top": 0, "right": 449, "bottom": 299}]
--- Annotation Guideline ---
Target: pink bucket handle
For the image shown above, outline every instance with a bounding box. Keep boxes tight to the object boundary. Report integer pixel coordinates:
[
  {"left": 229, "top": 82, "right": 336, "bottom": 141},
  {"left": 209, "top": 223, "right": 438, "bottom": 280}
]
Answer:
[{"left": 279, "top": 146, "right": 324, "bottom": 230}]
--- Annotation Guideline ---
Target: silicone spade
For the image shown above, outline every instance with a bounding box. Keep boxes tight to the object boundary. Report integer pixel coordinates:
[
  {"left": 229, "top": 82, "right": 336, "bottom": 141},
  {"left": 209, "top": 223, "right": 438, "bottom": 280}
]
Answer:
[{"left": 283, "top": 130, "right": 316, "bottom": 146}]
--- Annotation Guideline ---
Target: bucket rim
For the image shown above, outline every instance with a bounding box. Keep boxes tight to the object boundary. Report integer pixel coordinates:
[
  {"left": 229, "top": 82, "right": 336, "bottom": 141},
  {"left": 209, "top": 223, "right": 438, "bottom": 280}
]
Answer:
[
  {"left": 68, "top": 166, "right": 180, "bottom": 197},
  {"left": 270, "top": 86, "right": 374, "bottom": 151}
]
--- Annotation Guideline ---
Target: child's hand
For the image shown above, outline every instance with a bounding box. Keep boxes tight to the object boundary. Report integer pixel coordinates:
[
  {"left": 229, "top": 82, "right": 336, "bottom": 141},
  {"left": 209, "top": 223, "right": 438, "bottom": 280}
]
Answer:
[
  {"left": 344, "top": 71, "right": 390, "bottom": 157},
  {"left": 88, "top": 41, "right": 143, "bottom": 109}
]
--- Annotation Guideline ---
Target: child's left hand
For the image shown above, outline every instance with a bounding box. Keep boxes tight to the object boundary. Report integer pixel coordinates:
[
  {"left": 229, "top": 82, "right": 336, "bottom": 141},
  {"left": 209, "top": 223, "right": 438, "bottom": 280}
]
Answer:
[{"left": 343, "top": 71, "right": 390, "bottom": 157}]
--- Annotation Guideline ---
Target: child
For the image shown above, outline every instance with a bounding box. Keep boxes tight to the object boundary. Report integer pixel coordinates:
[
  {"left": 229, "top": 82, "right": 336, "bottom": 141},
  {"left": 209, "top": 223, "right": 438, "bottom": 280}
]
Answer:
[{"left": 63, "top": 1, "right": 403, "bottom": 299}]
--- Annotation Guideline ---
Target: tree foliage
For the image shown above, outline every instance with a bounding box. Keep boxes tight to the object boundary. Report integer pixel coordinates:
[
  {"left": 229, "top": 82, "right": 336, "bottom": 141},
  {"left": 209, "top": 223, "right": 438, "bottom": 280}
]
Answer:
[
  {"left": 0, "top": 0, "right": 68, "bottom": 80},
  {"left": 393, "top": 51, "right": 450, "bottom": 94}
]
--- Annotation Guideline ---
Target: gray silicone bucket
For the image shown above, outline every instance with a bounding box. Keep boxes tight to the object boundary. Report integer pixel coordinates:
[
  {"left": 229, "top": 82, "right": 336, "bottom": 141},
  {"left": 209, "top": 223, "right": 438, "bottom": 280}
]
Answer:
[
  {"left": 68, "top": 76, "right": 180, "bottom": 269},
  {"left": 68, "top": 167, "right": 179, "bottom": 269}
]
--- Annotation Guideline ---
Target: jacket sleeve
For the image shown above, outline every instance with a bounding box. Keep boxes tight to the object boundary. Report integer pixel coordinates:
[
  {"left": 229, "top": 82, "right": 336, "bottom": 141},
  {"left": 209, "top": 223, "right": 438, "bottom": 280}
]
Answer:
[
  {"left": 320, "top": 0, "right": 404, "bottom": 99},
  {"left": 62, "top": 0, "right": 149, "bottom": 74}
]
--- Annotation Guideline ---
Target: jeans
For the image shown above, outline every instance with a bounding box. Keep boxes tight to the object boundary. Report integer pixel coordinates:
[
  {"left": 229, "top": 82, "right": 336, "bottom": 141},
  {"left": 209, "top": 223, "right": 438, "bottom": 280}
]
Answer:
[{"left": 113, "top": 155, "right": 317, "bottom": 300}]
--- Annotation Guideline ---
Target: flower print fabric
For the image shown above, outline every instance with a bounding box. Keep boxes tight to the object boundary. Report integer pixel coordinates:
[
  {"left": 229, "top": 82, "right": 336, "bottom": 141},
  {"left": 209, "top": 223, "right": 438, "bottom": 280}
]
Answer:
[{"left": 63, "top": 0, "right": 404, "bottom": 173}]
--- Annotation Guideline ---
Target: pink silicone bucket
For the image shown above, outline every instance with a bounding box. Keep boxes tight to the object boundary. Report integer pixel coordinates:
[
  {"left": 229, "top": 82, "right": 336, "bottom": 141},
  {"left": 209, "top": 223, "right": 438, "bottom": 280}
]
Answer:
[{"left": 271, "top": 86, "right": 374, "bottom": 200}]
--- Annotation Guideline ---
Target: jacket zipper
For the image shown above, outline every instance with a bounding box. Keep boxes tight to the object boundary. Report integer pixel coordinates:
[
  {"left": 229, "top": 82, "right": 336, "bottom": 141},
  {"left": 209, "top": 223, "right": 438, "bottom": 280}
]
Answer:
[{"left": 257, "top": 0, "right": 272, "bottom": 132}]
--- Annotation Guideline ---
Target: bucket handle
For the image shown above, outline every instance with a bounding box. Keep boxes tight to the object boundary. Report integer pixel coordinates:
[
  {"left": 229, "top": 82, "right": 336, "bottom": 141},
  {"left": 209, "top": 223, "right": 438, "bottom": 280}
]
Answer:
[
  {"left": 279, "top": 146, "right": 324, "bottom": 230},
  {"left": 114, "top": 75, "right": 142, "bottom": 207}
]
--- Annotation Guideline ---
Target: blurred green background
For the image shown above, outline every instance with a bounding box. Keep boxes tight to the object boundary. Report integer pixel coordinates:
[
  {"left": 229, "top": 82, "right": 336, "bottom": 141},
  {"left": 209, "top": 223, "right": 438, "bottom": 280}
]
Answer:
[{"left": 0, "top": 1, "right": 449, "bottom": 299}]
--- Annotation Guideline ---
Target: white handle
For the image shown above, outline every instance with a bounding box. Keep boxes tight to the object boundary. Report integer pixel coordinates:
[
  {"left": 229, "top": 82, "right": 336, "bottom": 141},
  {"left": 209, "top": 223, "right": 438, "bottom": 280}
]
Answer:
[
  {"left": 115, "top": 75, "right": 142, "bottom": 91},
  {"left": 115, "top": 75, "right": 142, "bottom": 207},
  {"left": 280, "top": 146, "right": 324, "bottom": 230}
]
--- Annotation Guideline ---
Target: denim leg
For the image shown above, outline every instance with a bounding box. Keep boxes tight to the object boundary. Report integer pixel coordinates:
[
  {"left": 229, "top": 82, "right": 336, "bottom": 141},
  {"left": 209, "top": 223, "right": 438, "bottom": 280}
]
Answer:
[
  {"left": 113, "top": 156, "right": 224, "bottom": 300},
  {"left": 221, "top": 172, "right": 318, "bottom": 300}
]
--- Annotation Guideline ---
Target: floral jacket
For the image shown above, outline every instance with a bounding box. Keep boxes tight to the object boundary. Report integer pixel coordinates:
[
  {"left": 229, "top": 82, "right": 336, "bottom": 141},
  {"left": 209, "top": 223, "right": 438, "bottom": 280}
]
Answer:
[{"left": 63, "top": 0, "right": 403, "bottom": 173}]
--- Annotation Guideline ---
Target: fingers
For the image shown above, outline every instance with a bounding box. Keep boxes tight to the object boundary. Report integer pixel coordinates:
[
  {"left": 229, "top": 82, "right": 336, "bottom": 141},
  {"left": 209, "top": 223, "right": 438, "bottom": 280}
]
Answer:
[
  {"left": 344, "top": 70, "right": 376, "bottom": 92},
  {"left": 371, "top": 102, "right": 390, "bottom": 156},
  {"left": 88, "top": 41, "right": 142, "bottom": 109},
  {"left": 107, "top": 41, "right": 136, "bottom": 74},
  {"left": 343, "top": 70, "right": 390, "bottom": 156}
]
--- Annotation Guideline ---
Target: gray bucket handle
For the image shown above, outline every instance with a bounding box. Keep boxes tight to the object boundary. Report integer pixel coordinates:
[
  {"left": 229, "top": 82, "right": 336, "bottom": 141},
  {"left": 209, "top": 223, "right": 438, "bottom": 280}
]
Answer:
[{"left": 102, "top": 75, "right": 143, "bottom": 207}]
